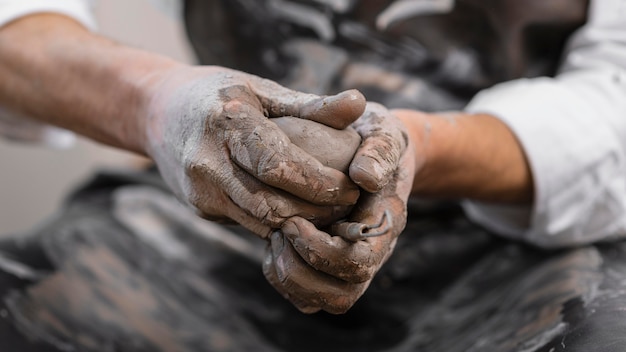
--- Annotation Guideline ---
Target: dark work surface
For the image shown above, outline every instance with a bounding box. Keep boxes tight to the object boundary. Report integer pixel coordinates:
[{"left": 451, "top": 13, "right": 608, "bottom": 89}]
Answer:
[{"left": 0, "top": 170, "right": 625, "bottom": 352}]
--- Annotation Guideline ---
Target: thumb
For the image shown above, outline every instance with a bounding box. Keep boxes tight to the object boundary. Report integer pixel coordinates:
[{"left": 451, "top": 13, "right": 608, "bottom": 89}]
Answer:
[{"left": 249, "top": 76, "right": 366, "bottom": 129}]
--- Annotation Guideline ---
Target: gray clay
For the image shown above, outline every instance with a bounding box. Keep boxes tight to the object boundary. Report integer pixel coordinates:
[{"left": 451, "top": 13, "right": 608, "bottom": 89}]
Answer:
[{"left": 272, "top": 116, "right": 361, "bottom": 173}]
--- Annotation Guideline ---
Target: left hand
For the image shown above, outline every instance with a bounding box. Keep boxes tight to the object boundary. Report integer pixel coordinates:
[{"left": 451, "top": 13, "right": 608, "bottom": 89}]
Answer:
[
  {"left": 143, "top": 66, "right": 365, "bottom": 238},
  {"left": 262, "top": 104, "right": 417, "bottom": 314}
]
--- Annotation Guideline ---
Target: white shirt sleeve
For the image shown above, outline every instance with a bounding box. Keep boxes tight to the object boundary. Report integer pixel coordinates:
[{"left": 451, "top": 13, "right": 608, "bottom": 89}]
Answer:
[
  {"left": 0, "top": 0, "right": 96, "bottom": 147},
  {"left": 0, "top": 0, "right": 96, "bottom": 30},
  {"left": 463, "top": 0, "right": 626, "bottom": 248}
]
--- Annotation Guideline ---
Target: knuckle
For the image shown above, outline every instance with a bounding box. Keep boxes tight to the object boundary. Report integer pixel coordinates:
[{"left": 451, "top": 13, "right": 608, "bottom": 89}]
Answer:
[
  {"left": 248, "top": 192, "right": 290, "bottom": 227},
  {"left": 364, "top": 135, "right": 403, "bottom": 166},
  {"left": 255, "top": 149, "right": 285, "bottom": 178},
  {"left": 183, "top": 162, "right": 208, "bottom": 200},
  {"left": 348, "top": 265, "right": 375, "bottom": 283},
  {"left": 325, "top": 256, "right": 375, "bottom": 283},
  {"left": 307, "top": 179, "right": 329, "bottom": 203},
  {"left": 303, "top": 248, "right": 329, "bottom": 269},
  {"left": 323, "top": 294, "right": 358, "bottom": 314},
  {"left": 184, "top": 157, "right": 204, "bottom": 175},
  {"left": 185, "top": 158, "right": 223, "bottom": 191},
  {"left": 218, "top": 84, "right": 253, "bottom": 103},
  {"left": 222, "top": 100, "right": 246, "bottom": 114}
]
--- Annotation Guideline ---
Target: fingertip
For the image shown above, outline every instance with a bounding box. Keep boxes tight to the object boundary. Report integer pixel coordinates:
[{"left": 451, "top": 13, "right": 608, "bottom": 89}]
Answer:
[
  {"left": 340, "top": 89, "right": 367, "bottom": 115},
  {"left": 312, "top": 169, "right": 360, "bottom": 206},
  {"left": 327, "top": 90, "right": 367, "bottom": 129},
  {"left": 301, "top": 89, "right": 366, "bottom": 129},
  {"left": 349, "top": 159, "right": 388, "bottom": 193},
  {"left": 340, "top": 182, "right": 361, "bottom": 205}
]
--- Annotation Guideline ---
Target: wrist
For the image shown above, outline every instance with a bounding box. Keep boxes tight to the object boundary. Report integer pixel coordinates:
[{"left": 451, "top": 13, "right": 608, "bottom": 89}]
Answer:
[
  {"left": 394, "top": 110, "right": 533, "bottom": 203},
  {"left": 0, "top": 14, "right": 187, "bottom": 156},
  {"left": 137, "top": 65, "right": 228, "bottom": 159},
  {"left": 131, "top": 62, "right": 188, "bottom": 157},
  {"left": 394, "top": 110, "right": 448, "bottom": 195}
]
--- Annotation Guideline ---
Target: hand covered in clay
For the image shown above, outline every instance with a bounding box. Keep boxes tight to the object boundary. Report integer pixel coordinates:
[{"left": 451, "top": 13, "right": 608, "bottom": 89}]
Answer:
[
  {"left": 263, "top": 103, "right": 416, "bottom": 314},
  {"left": 143, "top": 66, "right": 366, "bottom": 238}
]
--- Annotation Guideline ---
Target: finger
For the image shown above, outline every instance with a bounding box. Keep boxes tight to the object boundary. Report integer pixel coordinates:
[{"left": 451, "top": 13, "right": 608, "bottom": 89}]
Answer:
[
  {"left": 263, "top": 231, "right": 366, "bottom": 314},
  {"left": 283, "top": 149, "right": 415, "bottom": 282},
  {"left": 346, "top": 189, "right": 407, "bottom": 255},
  {"left": 210, "top": 202, "right": 274, "bottom": 239},
  {"left": 282, "top": 217, "right": 380, "bottom": 283},
  {"left": 188, "top": 158, "right": 353, "bottom": 231},
  {"left": 248, "top": 76, "right": 366, "bottom": 129},
  {"left": 345, "top": 144, "right": 416, "bottom": 241},
  {"left": 222, "top": 100, "right": 359, "bottom": 205},
  {"left": 349, "top": 103, "right": 408, "bottom": 193},
  {"left": 262, "top": 235, "right": 321, "bottom": 314},
  {"left": 263, "top": 251, "right": 321, "bottom": 314}
]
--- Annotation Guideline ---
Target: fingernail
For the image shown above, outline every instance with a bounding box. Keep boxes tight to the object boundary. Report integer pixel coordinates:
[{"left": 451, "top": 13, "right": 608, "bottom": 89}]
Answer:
[
  {"left": 338, "top": 89, "right": 365, "bottom": 103},
  {"left": 350, "top": 164, "right": 385, "bottom": 193},
  {"left": 323, "top": 91, "right": 348, "bottom": 105},
  {"left": 271, "top": 231, "right": 285, "bottom": 255}
]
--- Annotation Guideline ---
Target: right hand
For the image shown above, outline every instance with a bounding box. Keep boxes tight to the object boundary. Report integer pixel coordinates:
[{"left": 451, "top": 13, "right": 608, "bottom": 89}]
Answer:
[
  {"left": 262, "top": 104, "right": 417, "bottom": 314},
  {"left": 142, "top": 66, "right": 366, "bottom": 238}
]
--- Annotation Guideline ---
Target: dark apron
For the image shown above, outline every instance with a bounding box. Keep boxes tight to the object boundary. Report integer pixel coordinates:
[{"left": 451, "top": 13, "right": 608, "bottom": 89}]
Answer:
[{"left": 184, "top": 0, "right": 587, "bottom": 110}]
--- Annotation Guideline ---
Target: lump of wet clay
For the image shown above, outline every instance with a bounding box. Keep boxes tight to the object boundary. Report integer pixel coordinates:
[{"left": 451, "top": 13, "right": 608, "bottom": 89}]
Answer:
[{"left": 272, "top": 116, "right": 361, "bottom": 173}]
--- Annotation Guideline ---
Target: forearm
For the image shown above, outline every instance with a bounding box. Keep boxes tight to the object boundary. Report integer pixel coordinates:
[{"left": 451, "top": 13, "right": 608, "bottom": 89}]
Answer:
[
  {"left": 396, "top": 110, "right": 533, "bottom": 203},
  {"left": 0, "top": 14, "right": 183, "bottom": 154}
]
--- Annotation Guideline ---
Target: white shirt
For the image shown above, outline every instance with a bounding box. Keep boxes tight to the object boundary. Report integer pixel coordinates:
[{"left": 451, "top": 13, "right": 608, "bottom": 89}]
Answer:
[
  {"left": 464, "top": 0, "right": 626, "bottom": 247},
  {"left": 0, "top": 0, "right": 95, "bottom": 29},
  {"left": 1, "top": 0, "right": 626, "bottom": 248}
]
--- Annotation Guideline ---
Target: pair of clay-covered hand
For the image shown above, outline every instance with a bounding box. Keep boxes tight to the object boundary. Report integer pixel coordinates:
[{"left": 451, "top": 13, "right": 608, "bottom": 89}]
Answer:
[{"left": 143, "top": 66, "right": 416, "bottom": 314}]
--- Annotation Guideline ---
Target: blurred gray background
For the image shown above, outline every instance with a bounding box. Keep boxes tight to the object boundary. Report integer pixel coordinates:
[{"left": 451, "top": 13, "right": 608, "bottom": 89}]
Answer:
[{"left": 0, "top": 0, "right": 195, "bottom": 235}]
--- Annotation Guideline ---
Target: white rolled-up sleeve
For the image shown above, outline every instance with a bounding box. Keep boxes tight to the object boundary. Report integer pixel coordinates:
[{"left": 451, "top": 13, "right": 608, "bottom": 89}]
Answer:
[
  {"left": 0, "top": 0, "right": 95, "bottom": 30},
  {"left": 463, "top": 0, "right": 626, "bottom": 248}
]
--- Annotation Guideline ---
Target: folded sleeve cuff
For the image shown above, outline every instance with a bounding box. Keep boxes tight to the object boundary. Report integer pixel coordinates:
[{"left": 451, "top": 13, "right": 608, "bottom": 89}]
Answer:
[
  {"left": 0, "top": 107, "right": 76, "bottom": 149},
  {"left": 463, "top": 74, "right": 626, "bottom": 248},
  {"left": 0, "top": 0, "right": 95, "bottom": 30}
]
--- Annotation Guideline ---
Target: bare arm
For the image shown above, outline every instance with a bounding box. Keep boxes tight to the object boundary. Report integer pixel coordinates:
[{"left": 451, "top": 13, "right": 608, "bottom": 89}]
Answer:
[
  {"left": 396, "top": 110, "right": 533, "bottom": 204},
  {"left": 0, "top": 14, "right": 176, "bottom": 154}
]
